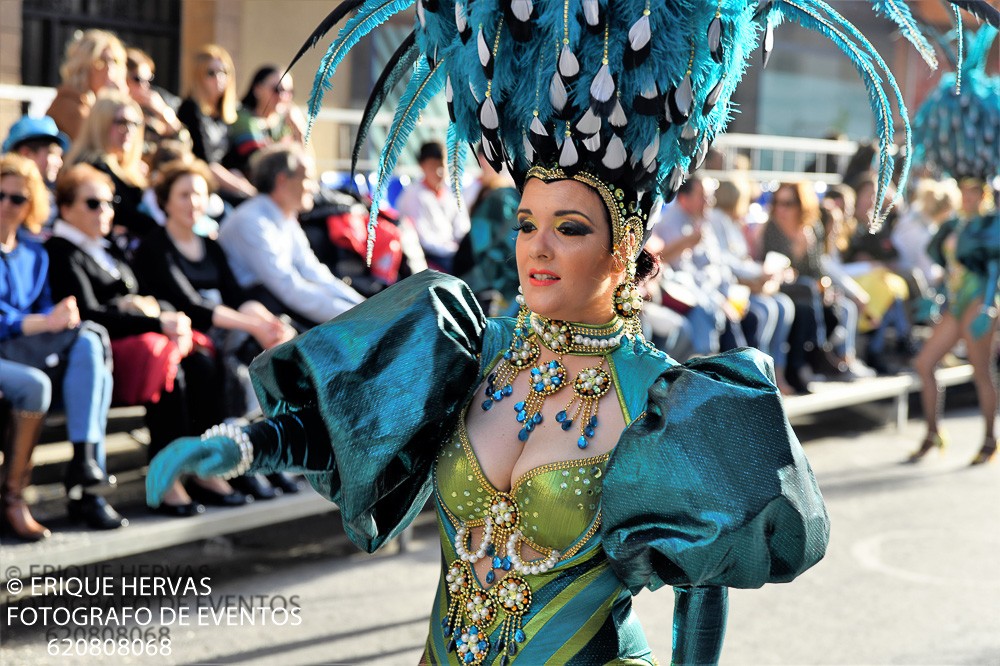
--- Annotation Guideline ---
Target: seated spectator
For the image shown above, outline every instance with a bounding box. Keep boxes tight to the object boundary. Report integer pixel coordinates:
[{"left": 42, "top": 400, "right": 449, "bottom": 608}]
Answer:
[
  {"left": 218, "top": 144, "right": 364, "bottom": 329},
  {"left": 46, "top": 164, "right": 249, "bottom": 518},
  {"left": 396, "top": 141, "right": 470, "bottom": 273},
  {"left": 654, "top": 176, "right": 746, "bottom": 356},
  {"left": 46, "top": 29, "right": 128, "bottom": 141},
  {"left": 760, "top": 182, "right": 872, "bottom": 392},
  {"left": 133, "top": 159, "right": 297, "bottom": 498},
  {"left": 0, "top": 360, "right": 53, "bottom": 540},
  {"left": 63, "top": 90, "right": 158, "bottom": 247},
  {"left": 892, "top": 178, "right": 959, "bottom": 294},
  {"left": 137, "top": 140, "right": 225, "bottom": 235},
  {"left": 125, "top": 47, "right": 189, "bottom": 153},
  {"left": 0, "top": 155, "right": 121, "bottom": 532},
  {"left": 176, "top": 45, "right": 256, "bottom": 205},
  {"left": 708, "top": 179, "right": 796, "bottom": 394},
  {"left": 2, "top": 115, "right": 70, "bottom": 233},
  {"left": 225, "top": 66, "right": 305, "bottom": 178}
]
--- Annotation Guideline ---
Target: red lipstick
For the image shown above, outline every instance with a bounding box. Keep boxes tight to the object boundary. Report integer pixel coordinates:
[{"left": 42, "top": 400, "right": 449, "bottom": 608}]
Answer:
[{"left": 528, "top": 269, "right": 560, "bottom": 287}]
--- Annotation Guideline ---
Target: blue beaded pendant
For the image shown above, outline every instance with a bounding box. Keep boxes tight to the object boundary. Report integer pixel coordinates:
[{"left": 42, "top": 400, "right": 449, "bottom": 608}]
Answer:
[
  {"left": 485, "top": 570, "right": 495, "bottom": 584},
  {"left": 555, "top": 410, "right": 567, "bottom": 422},
  {"left": 578, "top": 436, "right": 589, "bottom": 449},
  {"left": 482, "top": 399, "right": 493, "bottom": 411},
  {"left": 515, "top": 628, "right": 526, "bottom": 643},
  {"left": 561, "top": 420, "right": 574, "bottom": 431}
]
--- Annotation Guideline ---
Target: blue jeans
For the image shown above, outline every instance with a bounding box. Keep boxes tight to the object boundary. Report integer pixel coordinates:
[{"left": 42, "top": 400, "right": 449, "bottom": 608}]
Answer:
[
  {"left": 685, "top": 305, "right": 725, "bottom": 355},
  {"left": 0, "top": 360, "right": 52, "bottom": 413},
  {"left": 745, "top": 292, "right": 795, "bottom": 371},
  {"left": 58, "top": 330, "right": 113, "bottom": 470}
]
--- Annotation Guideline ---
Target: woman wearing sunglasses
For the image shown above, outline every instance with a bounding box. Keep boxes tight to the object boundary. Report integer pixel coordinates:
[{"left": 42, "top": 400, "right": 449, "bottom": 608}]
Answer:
[
  {"left": 63, "top": 90, "right": 157, "bottom": 248},
  {"left": 0, "top": 154, "right": 120, "bottom": 536},
  {"left": 46, "top": 164, "right": 250, "bottom": 518},
  {"left": 177, "top": 45, "right": 257, "bottom": 206},
  {"left": 224, "top": 65, "right": 306, "bottom": 178}
]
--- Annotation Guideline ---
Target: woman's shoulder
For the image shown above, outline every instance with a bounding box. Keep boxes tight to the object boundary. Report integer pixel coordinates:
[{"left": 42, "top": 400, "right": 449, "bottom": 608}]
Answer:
[
  {"left": 601, "top": 347, "right": 829, "bottom": 592},
  {"left": 43, "top": 235, "right": 78, "bottom": 257}
]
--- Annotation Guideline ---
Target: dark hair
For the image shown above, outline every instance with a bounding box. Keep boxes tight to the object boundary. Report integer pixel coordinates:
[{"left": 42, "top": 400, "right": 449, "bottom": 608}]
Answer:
[
  {"left": 634, "top": 247, "right": 659, "bottom": 283},
  {"left": 417, "top": 141, "right": 444, "bottom": 163},
  {"left": 240, "top": 65, "right": 279, "bottom": 111},
  {"left": 676, "top": 175, "right": 703, "bottom": 197}
]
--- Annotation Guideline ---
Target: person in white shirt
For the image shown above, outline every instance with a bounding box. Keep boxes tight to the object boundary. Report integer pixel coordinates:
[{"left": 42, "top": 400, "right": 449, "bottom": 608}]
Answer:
[
  {"left": 395, "top": 141, "right": 470, "bottom": 273},
  {"left": 218, "top": 145, "right": 363, "bottom": 329}
]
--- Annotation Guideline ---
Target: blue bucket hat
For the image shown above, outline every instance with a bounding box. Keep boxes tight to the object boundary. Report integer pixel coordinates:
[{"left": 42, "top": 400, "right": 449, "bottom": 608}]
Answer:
[{"left": 2, "top": 115, "right": 70, "bottom": 154}]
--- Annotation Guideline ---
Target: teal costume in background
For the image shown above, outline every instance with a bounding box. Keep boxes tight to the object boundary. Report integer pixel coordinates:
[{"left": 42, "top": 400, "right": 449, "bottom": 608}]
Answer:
[
  {"left": 926, "top": 213, "right": 1000, "bottom": 318},
  {"left": 242, "top": 272, "right": 829, "bottom": 664}
]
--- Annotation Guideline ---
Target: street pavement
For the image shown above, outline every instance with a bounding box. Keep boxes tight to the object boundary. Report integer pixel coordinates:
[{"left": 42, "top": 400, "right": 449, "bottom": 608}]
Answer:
[{"left": 1, "top": 404, "right": 998, "bottom": 665}]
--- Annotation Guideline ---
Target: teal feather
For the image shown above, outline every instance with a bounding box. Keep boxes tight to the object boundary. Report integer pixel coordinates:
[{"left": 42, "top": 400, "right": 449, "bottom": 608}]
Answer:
[
  {"left": 367, "top": 55, "right": 446, "bottom": 264},
  {"left": 307, "top": 0, "right": 416, "bottom": 141},
  {"left": 954, "top": 6, "right": 964, "bottom": 92},
  {"left": 965, "top": 24, "right": 998, "bottom": 72},
  {"left": 869, "top": 0, "right": 938, "bottom": 68},
  {"left": 447, "top": 122, "right": 468, "bottom": 210}
]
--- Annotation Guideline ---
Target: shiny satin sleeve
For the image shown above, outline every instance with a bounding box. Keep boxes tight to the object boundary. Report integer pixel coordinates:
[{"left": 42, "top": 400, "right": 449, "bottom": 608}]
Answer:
[
  {"left": 601, "top": 347, "right": 830, "bottom": 592},
  {"left": 245, "top": 271, "right": 487, "bottom": 553},
  {"left": 672, "top": 586, "right": 727, "bottom": 665}
]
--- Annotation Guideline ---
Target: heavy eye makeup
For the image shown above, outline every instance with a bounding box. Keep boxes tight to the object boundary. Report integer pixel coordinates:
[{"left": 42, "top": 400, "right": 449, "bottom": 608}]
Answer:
[{"left": 514, "top": 211, "right": 594, "bottom": 237}]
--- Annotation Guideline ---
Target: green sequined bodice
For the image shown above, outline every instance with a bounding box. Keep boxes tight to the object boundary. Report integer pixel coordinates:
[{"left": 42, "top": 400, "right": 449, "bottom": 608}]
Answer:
[{"left": 435, "top": 417, "right": 608, "bottom": 552}]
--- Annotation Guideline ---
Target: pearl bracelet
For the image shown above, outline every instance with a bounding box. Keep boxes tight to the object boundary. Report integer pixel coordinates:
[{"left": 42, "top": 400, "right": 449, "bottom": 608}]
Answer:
[{"left": 201, "top": 423, "right": 254, "bottom": 479}]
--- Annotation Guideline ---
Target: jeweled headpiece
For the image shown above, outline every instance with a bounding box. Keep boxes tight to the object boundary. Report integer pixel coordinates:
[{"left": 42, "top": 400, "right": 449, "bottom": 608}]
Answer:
[
  {"left": 913, "top": 25, "right": 999, "bottom": 184},
  {"left": 291, "top": 0, "right": 999, "bottom": 259}
]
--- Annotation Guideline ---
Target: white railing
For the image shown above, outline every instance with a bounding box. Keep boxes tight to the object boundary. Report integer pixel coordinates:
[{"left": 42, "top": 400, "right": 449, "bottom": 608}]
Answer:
[{"left": 3, "top": 83, "right": 859, "bottom": 184}]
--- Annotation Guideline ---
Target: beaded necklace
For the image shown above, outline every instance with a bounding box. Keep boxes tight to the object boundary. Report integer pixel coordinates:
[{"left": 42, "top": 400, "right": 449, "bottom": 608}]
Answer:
[{"left": 482, "top": 307, "right": 623, "bottom": 449}]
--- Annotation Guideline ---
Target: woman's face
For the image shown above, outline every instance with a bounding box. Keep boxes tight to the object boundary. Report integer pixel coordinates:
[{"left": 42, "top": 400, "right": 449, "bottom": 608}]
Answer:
[
  {"left": 515, "top": 178, "right": 620, "bottom": 324},
  {"left": 772, "top": 186, "right": 802, "bottom": 228},
  {"left": 255, "top": 72, "right": 292, "bottom": 116},
  {"left": 199, "top": 58, "right": 229, "bottom": 103},
  {"left": 165, "top": 174, "right": 209, "bottom": 230},
  {"left": 0, "top": 175, "right": 30, "bottom": 228},
  {"left": 960, "top": 182, "right": 985, "bottom": 216},
  {"left": 107, "top": 105, "right": 142, "bottom": 157},
  {"left": 62, "top": 179, "right": 115, "bottom": 239},
  {"left": 89, "top": 47, "right": 126, "bottom": 94},
  {"left": 126, "top": 61, "right": 154, "bottom": 103}
]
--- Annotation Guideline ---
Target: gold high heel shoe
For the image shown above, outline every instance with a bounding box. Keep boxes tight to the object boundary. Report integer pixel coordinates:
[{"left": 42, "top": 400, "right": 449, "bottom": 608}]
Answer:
[
  {"left": 907, "top": 432, "right": 948, "bottom": 463},
  {"left": 970, "top": 437, "right": 997, "bottom": 466}
]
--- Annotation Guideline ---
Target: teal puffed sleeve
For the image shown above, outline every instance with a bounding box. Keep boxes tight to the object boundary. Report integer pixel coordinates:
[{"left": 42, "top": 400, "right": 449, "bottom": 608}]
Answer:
[
  {"left": 600, "top": 348, "right": 830, "bottom": 592},
  {"left": 246, "top": 271, "right": 487, "bottom": 552}
]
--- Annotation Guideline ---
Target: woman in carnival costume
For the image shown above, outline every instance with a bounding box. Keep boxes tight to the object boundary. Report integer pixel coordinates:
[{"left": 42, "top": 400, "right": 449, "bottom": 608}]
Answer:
[
  {"left": 909, "top": 24, "right": 1000, "bottom": 465},
  {"left": 147, "top": 0, "right": 997, "bottom": 662}
]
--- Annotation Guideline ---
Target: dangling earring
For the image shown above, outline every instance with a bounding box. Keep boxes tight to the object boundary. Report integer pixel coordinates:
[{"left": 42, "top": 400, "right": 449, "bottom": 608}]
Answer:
[{"left": 613, "top": 254, "right": 643, "bottom": 336}]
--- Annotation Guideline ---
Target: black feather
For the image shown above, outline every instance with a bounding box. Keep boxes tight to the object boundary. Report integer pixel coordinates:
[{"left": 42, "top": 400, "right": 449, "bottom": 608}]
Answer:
[
  {"left": 286, "top": 0, "right": 366, "bottom": 75},
  {"left": 946, "top": 0, "right": 1000, "bottom": 27},
  {"left": 351, "top": 31, "right": 419, "bottom": 177}
]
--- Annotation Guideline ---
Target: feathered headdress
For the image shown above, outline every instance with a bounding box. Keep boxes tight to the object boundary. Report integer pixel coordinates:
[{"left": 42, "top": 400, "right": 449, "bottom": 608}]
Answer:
[
  {"left": 913, "top": 25, "right": 999, "bottom": 184},
  {"left": 290, "top": 0, "right": 1000, "bottom": 261}
]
